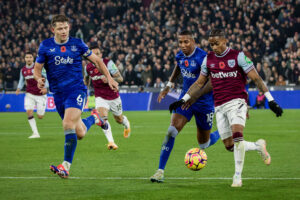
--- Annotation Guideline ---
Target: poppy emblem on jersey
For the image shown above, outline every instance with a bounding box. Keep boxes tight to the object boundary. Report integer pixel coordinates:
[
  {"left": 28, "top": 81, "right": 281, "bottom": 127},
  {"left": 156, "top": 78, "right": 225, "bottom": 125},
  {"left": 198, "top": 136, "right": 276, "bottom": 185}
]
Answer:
[
  {"left": 71, "top": 45, "right": 77, "bottom": 52},
  {"left": 228, "top": 59, "right": 236, "bottom": 68},
  {"left": 184, "top": 60, "right": 189, "bottom": 67},
  {"left": 61, "top": 46, "right": 66, "bottom": 53},
  {"left": 27, "top": 69, "right": 31, "bottom": 74},
  {"left": 94, "top": 69, "right": 99, "bottom": 73},
  {"left": 219, "top": 62, "right": 225, "bottom": 69}
]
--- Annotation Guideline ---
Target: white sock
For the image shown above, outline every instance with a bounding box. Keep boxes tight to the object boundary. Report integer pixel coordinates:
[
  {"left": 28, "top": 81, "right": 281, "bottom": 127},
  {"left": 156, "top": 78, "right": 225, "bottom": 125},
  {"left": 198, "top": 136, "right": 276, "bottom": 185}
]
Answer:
[
  {"left": 234, "top": 141, "right": 245, "bottom": 177},
  {"left": 28, "top": 117, "right": 39, "bottom": 135},
  {"left": 122, "top": 115, "right": 130, "bottom": 129},
  {"left": 103, "top": 121, "right": 114, "bottom": 143},
  {"left": 62, "top": 161, "right": 71, "bottom": 171},
  {"left": 244, "top": 141, "right": 259, "bottom": 151}
]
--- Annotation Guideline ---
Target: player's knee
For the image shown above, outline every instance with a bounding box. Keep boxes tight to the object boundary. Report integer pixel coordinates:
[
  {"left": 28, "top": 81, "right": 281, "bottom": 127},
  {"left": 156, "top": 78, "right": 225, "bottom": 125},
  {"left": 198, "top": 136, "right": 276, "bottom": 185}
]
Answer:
[
  {"left": 63, "top": 120, "right": 75, "bottom": 130},
  {"left": 167, "top": 126, "right": 179, "bottom": 138},
  {"left": 77, "top": 135, "right": 84, "bottom": 140},
  {"left": 114, "top": 116, "right": 123, "bottom": 124},
  {"left": 225, "top": 144, "right": 234, "bottom": 152},
  {"left": 37, "top": 115, "right": 44, "bottom": 119}
]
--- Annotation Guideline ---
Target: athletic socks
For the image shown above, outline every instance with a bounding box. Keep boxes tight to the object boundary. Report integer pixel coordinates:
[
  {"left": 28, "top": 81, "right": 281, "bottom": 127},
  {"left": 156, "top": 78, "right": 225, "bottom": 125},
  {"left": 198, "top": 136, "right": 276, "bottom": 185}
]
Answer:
[
  {"left": 64, "top": 130, "right": 77, "bottom": 165},
  {"left": 103, "top": 121, "right": 114, "bottom": 143},
  {"left": 233, "top": 132, "right": 245, "bottom": 177},
  {"left": 28, "top": 116, "right": 39, "bottom": 134},
  {"left": 122, "top": 115, "right": 130, "bottom": 129},
  {"left": 82, "top": 115, "right": 95, "bottom": 132},
  {"left": 208, "top": 130, "right": 220, "bottom": 147}
]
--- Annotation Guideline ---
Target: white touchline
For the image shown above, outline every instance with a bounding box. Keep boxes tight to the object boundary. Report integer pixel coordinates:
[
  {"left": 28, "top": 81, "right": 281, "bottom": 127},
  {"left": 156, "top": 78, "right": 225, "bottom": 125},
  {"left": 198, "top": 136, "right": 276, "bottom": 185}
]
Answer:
[{"left": 0, "top": 177, "right": 299, "bottom": 180}]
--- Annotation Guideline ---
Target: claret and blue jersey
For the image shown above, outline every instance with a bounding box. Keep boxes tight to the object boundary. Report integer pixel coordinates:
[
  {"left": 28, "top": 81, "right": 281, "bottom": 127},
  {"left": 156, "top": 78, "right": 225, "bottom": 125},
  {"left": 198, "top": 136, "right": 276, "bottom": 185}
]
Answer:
[
  {"left": 36, "top": 37, "right": 92, "bottom": 94},
  {"left": 175, "top": 47, "right": 215, "bottom": 130}
]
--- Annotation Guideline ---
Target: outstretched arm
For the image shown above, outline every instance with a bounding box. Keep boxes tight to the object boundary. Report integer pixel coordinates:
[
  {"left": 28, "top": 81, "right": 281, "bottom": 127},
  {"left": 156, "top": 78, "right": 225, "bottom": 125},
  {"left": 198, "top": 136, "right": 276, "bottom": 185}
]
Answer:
[
  {"left": 169, "top": 74, "right": 208, "bottom": 112},
  {"left": 157, "top": 65, "right": 180, "bottom": 103},
  {"left": 247, "top": 68, "right": 283, "bottom": 117},
  {"left": 86, "top": 53, "right": 118, "bottom": 92}
]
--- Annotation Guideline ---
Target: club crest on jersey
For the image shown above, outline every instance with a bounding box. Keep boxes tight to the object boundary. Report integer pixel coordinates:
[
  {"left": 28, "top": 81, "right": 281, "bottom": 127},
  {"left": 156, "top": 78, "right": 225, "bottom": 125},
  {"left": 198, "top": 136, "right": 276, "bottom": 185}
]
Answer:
[
  {"left": 190, "top": 60, "right": 196, "bottom": 67},
  {"left": 228, "top": 59, "right": 236, "bottom": 68},
  {"left": 71, "top": 45, "right": 77, "bottom": 52},
  {"left": 184, "top": 60, "right": 189, "bottom": 67}
]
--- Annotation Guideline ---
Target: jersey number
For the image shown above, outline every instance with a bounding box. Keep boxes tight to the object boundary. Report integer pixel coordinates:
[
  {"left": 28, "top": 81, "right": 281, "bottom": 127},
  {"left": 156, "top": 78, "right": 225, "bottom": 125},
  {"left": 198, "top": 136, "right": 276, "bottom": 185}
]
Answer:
[
  {"left": 206, "top": 112, "right": 214, "bottom": 127},
  {"left": 77, "top": 94, "right": 83, "bottom": 106}
]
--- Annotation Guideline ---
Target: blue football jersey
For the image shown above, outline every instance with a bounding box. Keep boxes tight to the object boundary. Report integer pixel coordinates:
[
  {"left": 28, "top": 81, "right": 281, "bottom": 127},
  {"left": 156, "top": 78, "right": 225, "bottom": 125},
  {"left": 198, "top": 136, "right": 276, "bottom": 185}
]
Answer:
[
  {"left": 175, "top": 47, "right": 214, "bottom": 111},
  {"left": 36, "top": 37, "right": 92, "bottom": 93}
]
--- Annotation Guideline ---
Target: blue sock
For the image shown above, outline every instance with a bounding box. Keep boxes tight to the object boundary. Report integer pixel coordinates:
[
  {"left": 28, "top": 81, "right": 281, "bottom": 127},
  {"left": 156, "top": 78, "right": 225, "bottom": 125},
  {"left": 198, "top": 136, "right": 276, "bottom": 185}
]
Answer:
[
  {"left": 208, "top": 130, "right": 220, "bottom": 147},
  {"left": 64, "top": 130, "right": 77, "bottom": 164},
  {"left": 82, "top": 115, "right": 95, "bottom": 132},
  {"left": 158, "top": 136, "right": 175, "bottom": 170}
]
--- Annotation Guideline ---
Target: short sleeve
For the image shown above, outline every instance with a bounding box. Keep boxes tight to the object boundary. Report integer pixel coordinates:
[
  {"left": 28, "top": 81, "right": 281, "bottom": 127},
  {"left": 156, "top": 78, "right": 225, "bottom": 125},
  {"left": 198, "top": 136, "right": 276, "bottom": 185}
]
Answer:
[
  {"left": 237, "top": 52, "right": 255, "bottom": 73},
  {"left": 200, "top": 56, "right": 208, "bottom": 76},
  {"left": 78, "top": 39, "right": 92, "bottom": 57},
  {"left": 107, "top": 60, "right": 118, "bottom": 75},
  {"left": 36, "top": 42, "right": 46, "bottom": 64}
]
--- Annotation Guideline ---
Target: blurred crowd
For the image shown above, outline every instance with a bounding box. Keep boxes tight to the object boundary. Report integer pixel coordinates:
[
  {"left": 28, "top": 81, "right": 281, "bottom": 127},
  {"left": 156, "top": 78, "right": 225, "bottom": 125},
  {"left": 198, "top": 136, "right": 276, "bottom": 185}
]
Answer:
[{"left": 0, "top": 0, "right": 299, "bottom": 92}]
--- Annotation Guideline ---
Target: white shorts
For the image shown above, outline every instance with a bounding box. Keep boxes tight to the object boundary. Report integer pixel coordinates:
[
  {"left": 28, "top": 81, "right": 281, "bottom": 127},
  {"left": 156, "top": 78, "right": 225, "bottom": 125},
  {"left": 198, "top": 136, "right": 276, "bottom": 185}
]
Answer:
[
  {"left": 24, "top": 93, "right": 47, "bottom": 116},
  {"left": 95, "top": 96, "right": 123, "bottom": 116},
  {"left": 215, "top": 98, "right": 247, "bottom": 140}
]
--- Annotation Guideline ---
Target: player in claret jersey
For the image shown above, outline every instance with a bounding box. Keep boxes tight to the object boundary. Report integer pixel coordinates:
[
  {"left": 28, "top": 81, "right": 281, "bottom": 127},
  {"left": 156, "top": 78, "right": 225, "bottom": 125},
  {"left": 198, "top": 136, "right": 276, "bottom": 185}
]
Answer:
[
  {"left": 34, "top": 14, "right": 119, "bottom": 178},
  {"left": 170, "top": 29, "right": 283, "bottom": 187},
  {"left": 16, "top": 51, "right": 48, "bottom": 139},
  {"left": 150, "top": 30, "right": 220, "bottom": 183},
  {"left": 85, "top": 45, "right": 131, "bottom": 150}
]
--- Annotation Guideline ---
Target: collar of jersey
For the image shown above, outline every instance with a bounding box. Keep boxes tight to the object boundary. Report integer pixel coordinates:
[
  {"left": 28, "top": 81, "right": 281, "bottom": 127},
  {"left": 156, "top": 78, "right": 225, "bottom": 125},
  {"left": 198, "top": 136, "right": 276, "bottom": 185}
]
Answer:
[
  {"left": 54, "top": 37, "right": 69, "bottom": 45},
  {"left": 183, "top": 47, "right": 196, "bottom": 58},
  {"left": 25, "top": 63, "right": 34, "bottom": 68},
  {"left": 215, "top": 47, "right": 230, "bottom": 58}
]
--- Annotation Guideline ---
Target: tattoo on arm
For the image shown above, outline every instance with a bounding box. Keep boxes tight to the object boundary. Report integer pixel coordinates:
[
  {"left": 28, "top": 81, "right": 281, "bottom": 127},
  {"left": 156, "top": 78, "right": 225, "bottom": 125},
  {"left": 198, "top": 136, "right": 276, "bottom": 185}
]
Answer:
[
  {"left": 253, "top": 76, "right": 268, "bottom": 93},
  {"left": 169, "top": 65, "right": 180, "bottom": 83}
]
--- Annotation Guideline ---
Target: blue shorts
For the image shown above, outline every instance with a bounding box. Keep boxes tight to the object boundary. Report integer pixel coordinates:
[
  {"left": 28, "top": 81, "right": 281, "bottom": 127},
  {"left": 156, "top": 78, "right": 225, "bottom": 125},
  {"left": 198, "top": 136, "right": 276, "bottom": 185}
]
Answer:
[
  {"left": 53, "top": 89, "right": 87, "bottom": 119},
  {"left": 174, "top": 102, "right": 214, "bottom": 131}
]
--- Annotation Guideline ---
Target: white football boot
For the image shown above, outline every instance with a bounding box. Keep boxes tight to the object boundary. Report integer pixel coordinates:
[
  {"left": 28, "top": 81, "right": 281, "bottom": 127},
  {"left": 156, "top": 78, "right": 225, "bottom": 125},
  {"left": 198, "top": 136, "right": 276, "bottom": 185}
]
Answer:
[
  {"left": 256, "top": 139, "right": 271, "bottom": 165},
  {"left": 150, "top": 169, "right": 164, "bottom": 183}
]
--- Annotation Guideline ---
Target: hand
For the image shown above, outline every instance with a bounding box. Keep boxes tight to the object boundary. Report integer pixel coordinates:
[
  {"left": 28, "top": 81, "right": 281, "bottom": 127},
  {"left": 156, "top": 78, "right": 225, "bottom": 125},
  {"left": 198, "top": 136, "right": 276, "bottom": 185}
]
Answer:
[
  {"left": 169, "top": 99, "right": 185, "bottom": 113},
  {"left": 268, "top": 100, "right": 283, "bottom": 117},
  {"left": 37, "top": 78, "right": 45, "bottom": 89},
  {"left": 107, "top": 77, "right": 119, "bottom": 92},
  {"left": 181, "top": 97, "right": 197, "bottom": 110},
  {"left": 157, "top": 87, "right": 170, "bottom": 103},
  {"left": 40, "top": 88, "right": 47, "bottom": 95},
  {"left": 100, "top": 75, "right": 108, "bottom": 83},
  {"left": 16, "top": 89, "right": 20, "bottom": 95}
]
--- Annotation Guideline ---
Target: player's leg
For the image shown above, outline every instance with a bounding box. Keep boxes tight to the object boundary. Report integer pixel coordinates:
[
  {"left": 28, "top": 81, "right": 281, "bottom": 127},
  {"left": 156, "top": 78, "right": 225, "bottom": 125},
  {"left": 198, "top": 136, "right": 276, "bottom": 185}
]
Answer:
[
  {"left": 150, "top": 113, "right": 189, "bottom": 183},
  {"left": 195, "top": 110, "right": 220, "bottom": 149},
  {"left": 99, "top": 106, "right": 118, "bottom": 150},
  {"left": 25, "top": 93, "right": 40, "bottom": 138},
  {"left": 36, "top": 95, "right": 47, "bottom": 119},
  {"left": 111, "top": 97, "right": 130, "bottom": 138}
]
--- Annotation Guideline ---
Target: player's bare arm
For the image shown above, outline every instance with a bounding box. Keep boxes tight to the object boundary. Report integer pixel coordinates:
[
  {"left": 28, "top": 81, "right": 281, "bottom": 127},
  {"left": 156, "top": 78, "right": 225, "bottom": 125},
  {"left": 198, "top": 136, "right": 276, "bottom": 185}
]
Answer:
[
  {"left": 247, "top": 68, "right": 283, "bottom": 117},
  {"left": 112, "top": 71, "right": 123, "bottom": 83},
  {"left": 169, "top": 74, "right": 208, "bottom": 112},
  {"left": 87, "top": 53, "right": 119, "bottom": 92},
  {"left": 182, "top": 78, "right": 212, "bottom": 110},
  {"left": 84, "top": 75, "right": 91, "bottom": 86},
  {"left": 247, "top": 69, "right": 268, "bottom": 93},
  {"left": 158, "top": 65, "right": 180, "bottom": 103},
  {"left": 34, "top": 62, "right": 45, "bottom": 89}
]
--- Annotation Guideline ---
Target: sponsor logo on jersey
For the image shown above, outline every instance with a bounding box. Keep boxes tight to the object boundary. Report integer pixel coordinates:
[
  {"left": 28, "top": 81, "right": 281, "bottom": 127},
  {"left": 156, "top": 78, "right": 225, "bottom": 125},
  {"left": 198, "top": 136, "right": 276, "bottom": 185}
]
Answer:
[
  {"left": 210, "top": 71, "right": 238, "bottom": 78},
  {"left": 228, "top": 59, "right": 236, "bottom": 68},
  {"left": 71, "top": 45, "right": 77, "bottom": 52},
  {"left": 50, "top": 48, "right": 55, "bottom": 52},
  {"left": 91, "top": 75, "right": 105, "bottom": 80},
  {"left": 54, "top": 56, "right": 74, "bottom": 65},
  {"left": 25, "top": 75, "right": 34, "bottom": 80},
  {"left": 181, "top": 68, "right": 196, "bottom": 78},
  {"left": 190, "top": 60, "right": 196, "bottom": 67}
]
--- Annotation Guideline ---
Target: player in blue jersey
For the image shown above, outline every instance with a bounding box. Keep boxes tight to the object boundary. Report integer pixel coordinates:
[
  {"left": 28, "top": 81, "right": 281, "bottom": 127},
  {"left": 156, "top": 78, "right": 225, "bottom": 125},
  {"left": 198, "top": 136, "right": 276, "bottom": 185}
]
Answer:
[
  {"left": 34, "top": 14, "right": 119, "bottom": 178},
  {"left": 150, "top": 30, "right": 220, "bottom": 183}
]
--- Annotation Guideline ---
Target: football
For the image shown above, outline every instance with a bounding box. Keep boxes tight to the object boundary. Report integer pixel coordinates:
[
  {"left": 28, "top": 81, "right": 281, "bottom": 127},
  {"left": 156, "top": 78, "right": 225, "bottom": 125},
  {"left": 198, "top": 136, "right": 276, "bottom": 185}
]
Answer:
[{"left": 184, "top": 148, "right": 207, "bottom": 171}]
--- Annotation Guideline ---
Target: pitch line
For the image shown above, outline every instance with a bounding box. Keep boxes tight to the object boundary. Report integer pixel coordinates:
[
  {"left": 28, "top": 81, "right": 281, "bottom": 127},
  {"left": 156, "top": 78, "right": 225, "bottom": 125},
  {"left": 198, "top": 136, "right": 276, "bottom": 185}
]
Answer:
[{"left": 0, "top": 177, "right": 299, "bottom": 180}]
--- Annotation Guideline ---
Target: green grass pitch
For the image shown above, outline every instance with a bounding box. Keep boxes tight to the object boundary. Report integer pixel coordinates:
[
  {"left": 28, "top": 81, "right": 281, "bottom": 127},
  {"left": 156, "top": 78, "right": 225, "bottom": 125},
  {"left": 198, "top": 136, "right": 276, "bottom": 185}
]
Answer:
[{"left": 0, "top": 110, "right": 299, "bottom": 200}]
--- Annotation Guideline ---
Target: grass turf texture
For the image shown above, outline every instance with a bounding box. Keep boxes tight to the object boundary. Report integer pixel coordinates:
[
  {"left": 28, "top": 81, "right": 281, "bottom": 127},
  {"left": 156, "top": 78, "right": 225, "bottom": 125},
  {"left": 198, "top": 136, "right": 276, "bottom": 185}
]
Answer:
[{"left": 0, "top": 110, "right": 299, "bottom": 200}]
